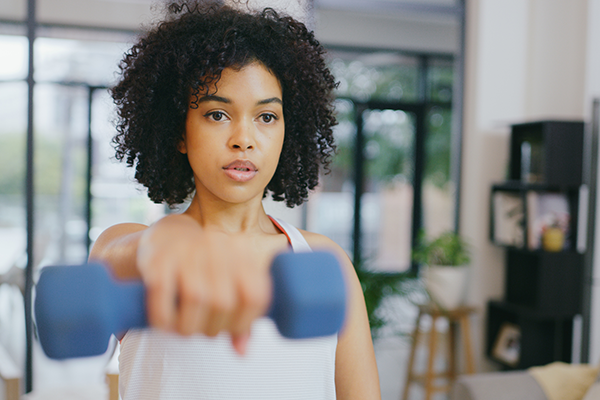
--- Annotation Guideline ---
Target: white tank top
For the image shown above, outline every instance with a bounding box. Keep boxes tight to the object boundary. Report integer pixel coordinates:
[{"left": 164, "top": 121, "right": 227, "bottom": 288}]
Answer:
[{"left": 118, "top": 217, "right": 338, "bottom": 399}]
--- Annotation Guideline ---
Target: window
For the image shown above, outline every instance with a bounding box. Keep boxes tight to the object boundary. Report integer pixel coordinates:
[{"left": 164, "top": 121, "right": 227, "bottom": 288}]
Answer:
[
  {"left": 0, "top": 29, "right": 165, "bottom": 391},
  {"left": 304, "top": 49, "right": 455, "bottom": 272}
]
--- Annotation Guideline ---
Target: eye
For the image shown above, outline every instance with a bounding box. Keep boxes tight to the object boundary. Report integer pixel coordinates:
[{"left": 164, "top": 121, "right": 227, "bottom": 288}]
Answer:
[
  {"left": 260, "top": 113, "right": 278, "bottom": 123},
  {"left": 205, "top": 111, "right": 226, "bottom": 121}
]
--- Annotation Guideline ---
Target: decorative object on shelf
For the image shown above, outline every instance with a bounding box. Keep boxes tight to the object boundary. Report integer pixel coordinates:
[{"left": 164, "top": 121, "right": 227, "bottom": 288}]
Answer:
[
  {"left": 413, "top": 231, "right": 471, "bottom": 310},
  {"left": 491, "top": 322, "right": 521, "bottom": 367},
  {"left": 527, "top": 191, "right": 570, "bottom": 251},
  {"left": 542, "top": 226, "right": 566, "bottom": 252}
]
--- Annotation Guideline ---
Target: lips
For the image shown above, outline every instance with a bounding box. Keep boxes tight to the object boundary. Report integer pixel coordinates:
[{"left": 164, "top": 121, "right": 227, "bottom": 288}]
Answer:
[{"left": 223, "top": 160, "right": 258, "bottom": 182}]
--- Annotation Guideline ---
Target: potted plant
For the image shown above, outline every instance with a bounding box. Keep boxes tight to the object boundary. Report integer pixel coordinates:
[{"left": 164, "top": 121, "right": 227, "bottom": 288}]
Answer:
[
  {"left": 356, "top": 267, "right": 421, "bottom": 338},
  {"left": 412, "top": 231, "right": 472, "bottom": 310}
]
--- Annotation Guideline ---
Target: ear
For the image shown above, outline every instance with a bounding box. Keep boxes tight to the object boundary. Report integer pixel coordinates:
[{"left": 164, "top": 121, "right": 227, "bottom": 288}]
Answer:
[{"left": 177, "top": 137, "right": 188, "bottom": 154}]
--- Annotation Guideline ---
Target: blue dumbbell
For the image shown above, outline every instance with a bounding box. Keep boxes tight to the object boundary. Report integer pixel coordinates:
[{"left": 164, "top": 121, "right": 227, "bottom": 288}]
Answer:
[{"left": 35, "top": 251, "right": 347, "bottom": 359}]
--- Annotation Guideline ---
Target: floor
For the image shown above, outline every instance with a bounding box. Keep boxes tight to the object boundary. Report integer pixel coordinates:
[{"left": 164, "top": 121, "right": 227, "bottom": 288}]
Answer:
[
  {"left": 375, "top": 335, "right": 449, "bottom": 400},
  {"left": 375, "top": 295, "right": 453, "bottom": 400}
]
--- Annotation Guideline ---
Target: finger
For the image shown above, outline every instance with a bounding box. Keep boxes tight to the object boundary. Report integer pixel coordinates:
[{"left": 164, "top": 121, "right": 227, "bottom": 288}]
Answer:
[
  {"left": 229, "top": 269, "right": 271, "bottom": 337},
  {"left": 144, "top": 258, "right": 177, "bottom": 331},
  {"left": 198, "top": 233, "right": 242, "bottom": 336},
  {"left": 204, "top": 280, "right": 236, "bottom": 336},
  {"left": 231, "top": 332, "right": 251, "bottom": 356},
  {"left": 175, "top": 270, "right": 210, "bottom": 335}
]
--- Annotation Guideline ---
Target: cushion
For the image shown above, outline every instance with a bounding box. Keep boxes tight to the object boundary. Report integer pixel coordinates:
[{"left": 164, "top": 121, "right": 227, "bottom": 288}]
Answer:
[
  {"left": 450, "top": 370, "right": 547, "bottom": 400},
  {"left": 581, "top": 366, "right": 600, "bottom": 400},
  {"left": 582, "top": 382, "right": 600, "bottom": 400},
  {"left": 529, "top": 362, "right": 599, "bottom": 400}
]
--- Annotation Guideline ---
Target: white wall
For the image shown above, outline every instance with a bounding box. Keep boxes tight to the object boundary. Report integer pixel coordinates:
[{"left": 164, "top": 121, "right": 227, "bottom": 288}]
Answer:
[
  {"left": 461, "top": 0, "right": 590, "bottom": 370},
  {"left": 585, "top": 0, "right": 600, "bottom": 365}
]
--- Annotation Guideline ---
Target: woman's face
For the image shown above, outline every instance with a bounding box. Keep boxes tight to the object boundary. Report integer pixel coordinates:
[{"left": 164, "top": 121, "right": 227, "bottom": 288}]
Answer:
[{"left": 180, "top": 62, "right": 285, "bottom": 206}]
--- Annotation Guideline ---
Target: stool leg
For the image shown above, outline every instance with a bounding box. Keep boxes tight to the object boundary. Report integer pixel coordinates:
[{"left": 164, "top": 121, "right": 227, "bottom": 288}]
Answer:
[
  {"left": 424, "top": 314, "right": 438, "bottom": 400},
  {"left": 447, "top": 318, "right": 456, "bottom": 381},
  {"left": 402, "top": 311, "right": 422, "bottom": 400},
  {"left": 459, "top": 315, "right": 475, "bottom": 374}
]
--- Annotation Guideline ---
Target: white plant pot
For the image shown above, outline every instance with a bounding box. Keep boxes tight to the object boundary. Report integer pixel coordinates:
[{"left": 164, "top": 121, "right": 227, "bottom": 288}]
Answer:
[{"left": 423, "top": 265, "right": 469, "bottom": 310}]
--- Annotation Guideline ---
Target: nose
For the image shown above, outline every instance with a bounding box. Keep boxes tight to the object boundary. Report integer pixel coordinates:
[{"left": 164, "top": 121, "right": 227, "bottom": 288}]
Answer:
[{"left": 228, "top": 119, "right": 255, "bottom": 151}]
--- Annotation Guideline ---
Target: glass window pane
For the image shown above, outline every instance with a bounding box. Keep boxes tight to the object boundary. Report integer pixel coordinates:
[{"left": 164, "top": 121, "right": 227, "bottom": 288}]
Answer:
[
  {"left": 90, "top": 88, "right": 165, "bottom": 242},
  {"left": 329, "top": 51, "right": 419, "bottom": 102},
  {"left": 428, "top": 58, "right": 454, "bottom": 103},
  {"left": 0, "top": 35, "right": 28, "bottom": 80},
  {"left": 0, "top": 81, "right": 27, "bottom": 273},
  {"left": 307, "top": 99, "right": 356, "bottom": 257},
  {"left": 362, "top": 108, "right": 416, "bottom": 272},
  {"left": 0, "top": 31, "right": 28, "bottom": 382},
  {"left": 34, "top": 83, "right": 90, "bottom": 265},
  {"left": 423, "top": 105, "right": 454, "bottom": 236},
  {"left": 35, "top": 37, "right": 127, "bottom": 87}
]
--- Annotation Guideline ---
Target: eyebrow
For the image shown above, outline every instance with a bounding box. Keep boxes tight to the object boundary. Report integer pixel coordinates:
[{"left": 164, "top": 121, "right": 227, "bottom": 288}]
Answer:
[
  {"left": 196, "top": 95, "right": 283, "bottom": 106},
  {"left": 257, "top": 97, "right": 283, "bottom": 106},
  {"left": 196, "top": 95, "right": 231, "bottom": 104}
]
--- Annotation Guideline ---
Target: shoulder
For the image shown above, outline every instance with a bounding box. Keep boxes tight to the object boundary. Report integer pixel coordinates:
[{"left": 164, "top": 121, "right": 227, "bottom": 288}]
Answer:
[
  {"left": 94, "top": 222, "right": 148, "bottom": 245},
  {"left": 300, "top": 230, "right": 353, "bottom": 268},
  {"left": 301, "top": 230, "right": 338, "bottom": 250},
  {"left": 89, "top": 222, "right": 149, "bottom": 268}
]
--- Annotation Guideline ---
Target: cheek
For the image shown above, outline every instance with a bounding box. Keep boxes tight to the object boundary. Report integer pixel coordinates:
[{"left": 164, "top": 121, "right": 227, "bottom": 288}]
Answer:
[{"left": 269, "top": 132, "right": 285, "bottom": 165}]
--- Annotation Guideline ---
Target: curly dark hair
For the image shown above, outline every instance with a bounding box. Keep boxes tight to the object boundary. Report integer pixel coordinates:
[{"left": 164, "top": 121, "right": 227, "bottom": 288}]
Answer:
[{"left": 111, "top": 1, "right": 338, "bottom": 207}]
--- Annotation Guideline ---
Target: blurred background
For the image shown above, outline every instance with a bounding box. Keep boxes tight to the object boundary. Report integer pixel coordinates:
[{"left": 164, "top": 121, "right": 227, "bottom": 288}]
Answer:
[{"left": 1, "top": 0, "right": 600, "bottom": 399}]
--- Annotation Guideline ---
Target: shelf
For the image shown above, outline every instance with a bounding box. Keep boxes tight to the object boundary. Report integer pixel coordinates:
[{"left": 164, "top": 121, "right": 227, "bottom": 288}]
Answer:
[
  {"left": 486, "top": 120, "right": 586, "bottom": 371},
  {"left": 487, "top": 301, "right": 574, "bottom": 370},
  {"left": 509, "top": 121, "right": 584, "bottom": 187},
  {"left": 505, "top": 249, "right": 583, "bottom": 316},
  {"left": 490, "top": 185, "right": 580, "bottom": 251}
]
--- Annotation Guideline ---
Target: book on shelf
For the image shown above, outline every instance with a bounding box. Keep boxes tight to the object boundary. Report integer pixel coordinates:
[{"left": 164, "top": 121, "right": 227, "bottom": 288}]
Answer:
[
  {"left": 492, "top": 191, "right": 525, "bottom": 247},
  {"left": 526, "top": 191, "right": 570, "bottom": 250}
]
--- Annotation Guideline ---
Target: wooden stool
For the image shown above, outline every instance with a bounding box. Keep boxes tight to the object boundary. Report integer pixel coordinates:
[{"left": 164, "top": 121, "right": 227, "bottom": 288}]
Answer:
[{"left": 402, "top": 304, "right": 476, "bottom": 400}]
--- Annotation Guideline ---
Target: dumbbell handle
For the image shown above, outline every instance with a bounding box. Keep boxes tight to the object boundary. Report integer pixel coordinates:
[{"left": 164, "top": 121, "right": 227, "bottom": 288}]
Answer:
[{"left": 35, "top": 251, "right": 346, "bottom": 359}]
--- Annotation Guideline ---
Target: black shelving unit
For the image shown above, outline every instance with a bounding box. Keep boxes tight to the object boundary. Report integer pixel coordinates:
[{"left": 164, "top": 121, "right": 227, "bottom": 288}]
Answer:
[
  {"left": 487, "top": 300, "right": 575, "bottom": 369},
  {"left": 487, "top": 120, "right": 585, "bottom": 370}
]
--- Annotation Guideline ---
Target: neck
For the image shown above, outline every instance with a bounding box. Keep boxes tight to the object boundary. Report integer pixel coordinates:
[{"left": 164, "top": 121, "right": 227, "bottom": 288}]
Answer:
[{"left": 182, "top": 193, "right": 275, "bottom": 235}]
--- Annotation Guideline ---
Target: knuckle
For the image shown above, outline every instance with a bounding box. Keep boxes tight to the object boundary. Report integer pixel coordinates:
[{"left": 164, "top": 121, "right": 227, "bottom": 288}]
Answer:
[
  {"left": 144, "top": 274, "right": 165, "bottom": 293},
  {"left": 176, "top": 321, "right": 193, "bottom": 336},
  {"left": 239, "top": 283, "right": 269, "bottom": 313},
  {"left": 210, "top": 292, "right": 235, "bottom": 314},
  {"left": 180, "top": 283, "right": 206, "bottom": 306}
]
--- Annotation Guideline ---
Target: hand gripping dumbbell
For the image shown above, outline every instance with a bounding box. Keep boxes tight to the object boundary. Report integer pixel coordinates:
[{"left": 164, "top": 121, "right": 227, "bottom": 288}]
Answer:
[{"left": 35, "top": 251, "right": 347, "bottom": 359}]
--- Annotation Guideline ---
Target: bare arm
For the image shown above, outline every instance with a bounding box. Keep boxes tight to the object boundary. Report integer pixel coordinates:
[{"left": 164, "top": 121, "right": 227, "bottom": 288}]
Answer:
[
  {"left": 303, "top": 232, "right": 381, "bottom": 400},
  {"left": 88, "top": 222, "right": 147, "bottom": 279}
]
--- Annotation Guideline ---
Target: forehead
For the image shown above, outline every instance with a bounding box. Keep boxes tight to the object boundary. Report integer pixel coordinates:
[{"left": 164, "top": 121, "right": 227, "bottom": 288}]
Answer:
[{"left": 206, "top": 62, "right": 282, "bottom": 96}]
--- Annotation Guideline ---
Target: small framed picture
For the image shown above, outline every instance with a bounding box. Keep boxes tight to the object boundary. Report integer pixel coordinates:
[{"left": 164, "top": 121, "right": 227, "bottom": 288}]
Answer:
[
  {"left": 491, "top": 190, "right": 525, "bottom": 248},
  {"left": 492, "top": 323, "right": 521, "bottom": 367}
]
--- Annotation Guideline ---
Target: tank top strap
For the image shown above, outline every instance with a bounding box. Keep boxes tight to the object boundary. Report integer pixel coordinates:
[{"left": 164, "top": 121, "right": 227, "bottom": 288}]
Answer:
[{"left": 268, "top": 216, "right": 312, "bottom": 253}]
